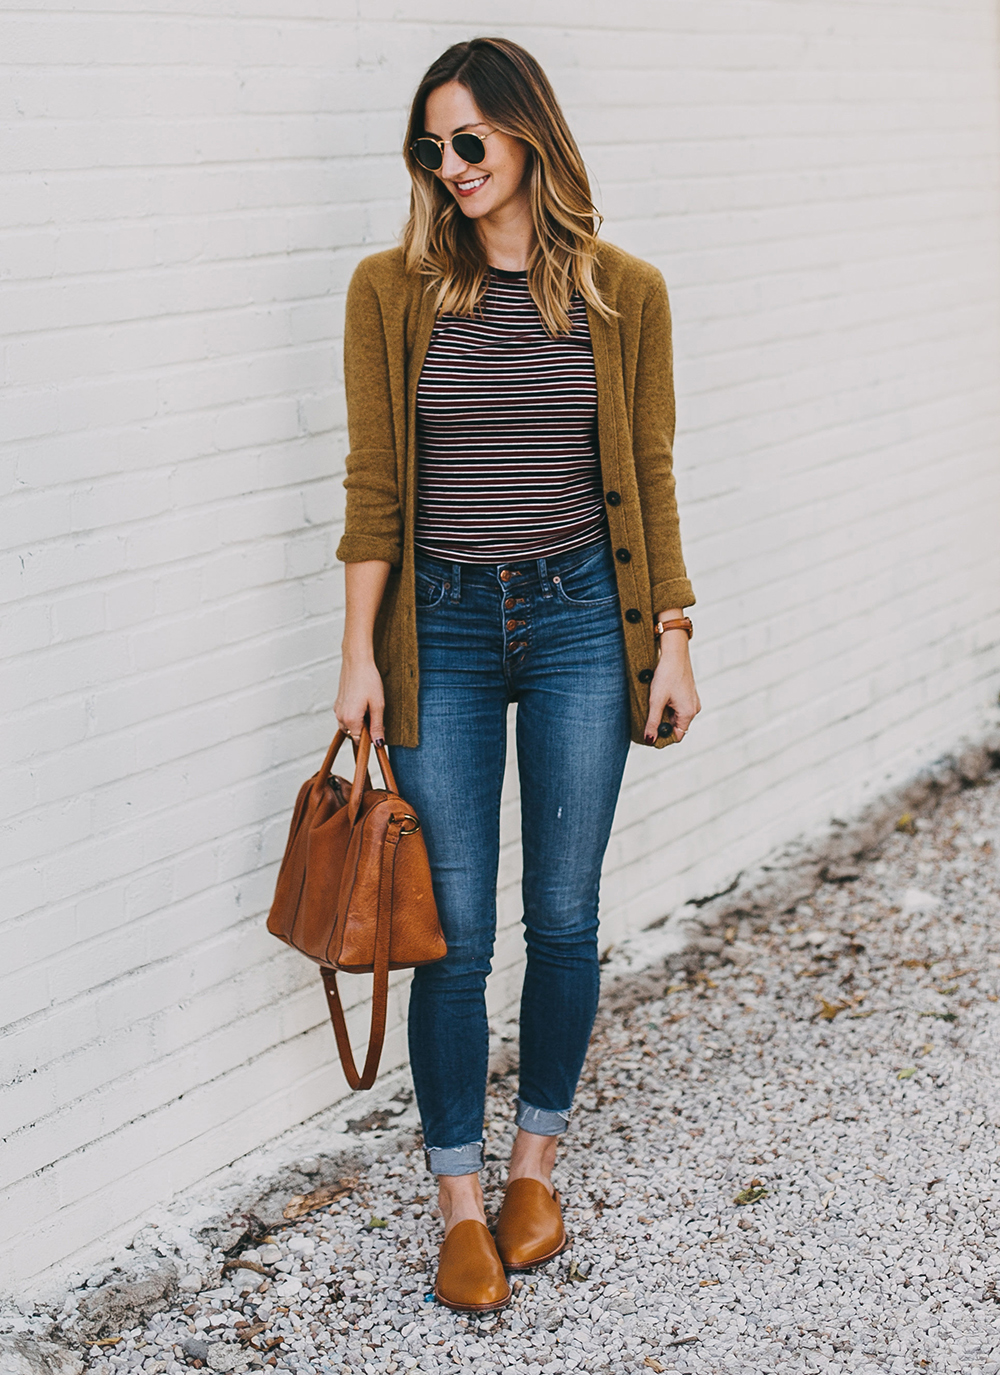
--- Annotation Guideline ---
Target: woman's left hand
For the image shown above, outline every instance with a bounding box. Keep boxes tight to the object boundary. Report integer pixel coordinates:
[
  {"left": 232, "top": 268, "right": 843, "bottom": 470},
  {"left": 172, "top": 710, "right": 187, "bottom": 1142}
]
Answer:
[{"left": 643, "top": 631, "right": 701, "bottom": 745}]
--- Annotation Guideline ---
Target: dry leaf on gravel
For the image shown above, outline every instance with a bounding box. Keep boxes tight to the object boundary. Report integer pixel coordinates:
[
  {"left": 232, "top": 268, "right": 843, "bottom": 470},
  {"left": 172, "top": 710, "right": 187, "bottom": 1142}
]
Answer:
[
  {"left": 734, "top": 1180, "right": 768, "bottom": 1206},
  {"left": 898, "top": 1068, "right": 917, "bottom": 1080},
  {"left": 233, "top": 1324, "right": 267, "bottom": 1346},
  {"left": 817, "top": 999, "right": 849, "bottom": 1021},
  {"left": 283, "top": 1177, "right": 356, "bottom": 1220},
  {"left": 221, "top": 1259, "right": 273, "bottom": 1277}
]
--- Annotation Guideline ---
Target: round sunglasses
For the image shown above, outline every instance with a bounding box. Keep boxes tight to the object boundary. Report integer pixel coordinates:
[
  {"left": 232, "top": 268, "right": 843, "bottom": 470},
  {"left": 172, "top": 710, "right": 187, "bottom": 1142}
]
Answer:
[{"left": 410, "top": 129, "right": 496, "bottom": 172}]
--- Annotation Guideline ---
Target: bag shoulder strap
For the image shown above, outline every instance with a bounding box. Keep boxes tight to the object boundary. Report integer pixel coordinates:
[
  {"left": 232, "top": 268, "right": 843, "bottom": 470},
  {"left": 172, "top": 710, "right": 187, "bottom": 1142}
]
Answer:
[{"left": 319, "top": 811, "right": 403, "bottom": 1091}]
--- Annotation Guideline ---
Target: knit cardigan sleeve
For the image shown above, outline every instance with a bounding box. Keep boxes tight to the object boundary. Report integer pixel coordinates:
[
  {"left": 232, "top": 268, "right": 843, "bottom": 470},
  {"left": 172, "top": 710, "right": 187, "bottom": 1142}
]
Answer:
[
  {"left": 631, "top": 271, "right": 695, "bottom": 613},
  {"left": 335, "top": 262, "right": 403, "bottom": 566}
]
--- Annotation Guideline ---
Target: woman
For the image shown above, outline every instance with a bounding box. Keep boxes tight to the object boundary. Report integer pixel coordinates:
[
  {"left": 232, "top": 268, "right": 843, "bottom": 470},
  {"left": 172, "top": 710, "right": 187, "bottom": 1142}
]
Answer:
[{"left": 334, "top": 37, "right": 699, "bottom": 1313}]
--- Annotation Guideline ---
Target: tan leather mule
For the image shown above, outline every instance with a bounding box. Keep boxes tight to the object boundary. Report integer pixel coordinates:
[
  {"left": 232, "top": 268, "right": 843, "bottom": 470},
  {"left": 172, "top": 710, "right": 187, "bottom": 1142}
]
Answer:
[
  {"left": 434, "top": 1219, "right": 512, "bottom": 1313},
  {"left": 494, "top": 1178, "right": 570, "bottom": 1271}
]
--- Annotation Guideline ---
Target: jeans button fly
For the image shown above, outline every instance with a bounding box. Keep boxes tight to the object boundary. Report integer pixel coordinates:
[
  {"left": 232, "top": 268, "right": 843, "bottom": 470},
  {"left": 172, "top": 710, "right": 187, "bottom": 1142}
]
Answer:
[{"left": 499, "top": 570, "right": 511, "bottom": 582}]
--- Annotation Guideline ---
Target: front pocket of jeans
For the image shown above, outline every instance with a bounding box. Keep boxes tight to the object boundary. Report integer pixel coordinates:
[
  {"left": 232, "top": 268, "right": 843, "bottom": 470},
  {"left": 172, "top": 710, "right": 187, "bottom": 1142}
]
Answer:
[
  {"left": 553, "top": 566, "right": 619, "bottom": 607},
  {"left": 415, "top": 571, "right": 448, "bottom": 608}
]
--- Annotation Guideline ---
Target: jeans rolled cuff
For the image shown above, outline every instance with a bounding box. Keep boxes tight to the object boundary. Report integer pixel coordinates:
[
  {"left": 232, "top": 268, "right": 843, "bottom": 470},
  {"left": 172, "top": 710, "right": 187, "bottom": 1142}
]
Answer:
[
  {"left": 514, "top": 1097, "right": 571, "bottom": 1136},
  {"left": 423, "top": 1140, "right": 485, "bottom": 1176}
]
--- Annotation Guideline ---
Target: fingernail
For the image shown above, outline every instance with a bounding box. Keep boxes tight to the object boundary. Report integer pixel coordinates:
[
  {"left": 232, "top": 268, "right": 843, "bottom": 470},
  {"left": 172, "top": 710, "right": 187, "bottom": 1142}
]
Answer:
[
  {"left": 374, "top": 738, "right": 385, "bottom": 749},
  {"left": 644, "top": 734, "right": 655, "bottom": 745}
]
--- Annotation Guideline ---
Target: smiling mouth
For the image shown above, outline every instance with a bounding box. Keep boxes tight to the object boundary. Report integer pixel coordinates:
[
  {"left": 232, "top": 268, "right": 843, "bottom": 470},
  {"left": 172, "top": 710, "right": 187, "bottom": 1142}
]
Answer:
[{"left": 454, "top": 174, "right": 489, "bottom": 197}]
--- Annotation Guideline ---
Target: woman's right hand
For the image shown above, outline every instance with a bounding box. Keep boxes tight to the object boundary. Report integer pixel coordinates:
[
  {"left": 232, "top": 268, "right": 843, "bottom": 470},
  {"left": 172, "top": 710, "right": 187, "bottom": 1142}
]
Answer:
[{"left": 334, "top": 655, "right": 385, "bottom": 744}]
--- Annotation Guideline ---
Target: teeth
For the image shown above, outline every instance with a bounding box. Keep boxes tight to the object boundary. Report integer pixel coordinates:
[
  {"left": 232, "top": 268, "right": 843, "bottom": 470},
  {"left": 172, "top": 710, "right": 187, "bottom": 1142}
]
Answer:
[{"left": 458, "top": 176, "right": 488, "bottom": 190}]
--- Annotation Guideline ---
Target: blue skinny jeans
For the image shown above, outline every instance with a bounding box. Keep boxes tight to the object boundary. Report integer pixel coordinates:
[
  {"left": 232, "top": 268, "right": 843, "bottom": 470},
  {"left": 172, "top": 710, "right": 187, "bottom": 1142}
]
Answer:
[{"left": 390, "top": 538, "right": 632, "bottom": 1175}]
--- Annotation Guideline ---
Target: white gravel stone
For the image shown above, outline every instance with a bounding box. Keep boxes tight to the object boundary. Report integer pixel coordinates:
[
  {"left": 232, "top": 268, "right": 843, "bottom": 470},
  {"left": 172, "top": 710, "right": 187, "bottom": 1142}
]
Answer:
[{"left": 204, "top": 1346, "right": 246, "bottom": 1375}]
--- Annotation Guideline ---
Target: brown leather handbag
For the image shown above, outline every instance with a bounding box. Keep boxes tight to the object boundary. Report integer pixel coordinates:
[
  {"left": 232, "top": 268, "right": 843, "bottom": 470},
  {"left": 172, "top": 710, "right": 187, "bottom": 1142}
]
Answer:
[{"left": 267, "top": 725, "right": 446, "bottom": 1090}]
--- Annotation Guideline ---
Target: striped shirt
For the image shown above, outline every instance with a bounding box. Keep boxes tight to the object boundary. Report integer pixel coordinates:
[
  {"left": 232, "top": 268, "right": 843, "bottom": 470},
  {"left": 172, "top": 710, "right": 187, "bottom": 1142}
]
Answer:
[{"left": 414, "top": 267, "right": 607, "bottom": 563}]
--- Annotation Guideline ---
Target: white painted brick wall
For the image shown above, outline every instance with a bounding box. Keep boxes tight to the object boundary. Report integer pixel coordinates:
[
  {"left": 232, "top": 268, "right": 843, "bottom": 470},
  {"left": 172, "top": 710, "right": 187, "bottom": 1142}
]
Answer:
[{"left": 3, "top": 0, "right": 999, "bottom": 1297}]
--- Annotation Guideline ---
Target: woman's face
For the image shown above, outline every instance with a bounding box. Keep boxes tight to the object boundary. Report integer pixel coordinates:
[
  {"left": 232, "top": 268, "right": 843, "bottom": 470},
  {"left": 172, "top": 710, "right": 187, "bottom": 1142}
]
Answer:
[{"left": 421, "top": 81, "right": 531, "bottom": 223}]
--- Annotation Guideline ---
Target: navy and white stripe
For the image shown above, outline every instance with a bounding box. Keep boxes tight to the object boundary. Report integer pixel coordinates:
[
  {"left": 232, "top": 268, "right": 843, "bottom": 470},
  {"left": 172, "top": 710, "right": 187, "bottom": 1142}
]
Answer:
[{"left": 414, "top": 267, "right": 606, "bottom": 563}]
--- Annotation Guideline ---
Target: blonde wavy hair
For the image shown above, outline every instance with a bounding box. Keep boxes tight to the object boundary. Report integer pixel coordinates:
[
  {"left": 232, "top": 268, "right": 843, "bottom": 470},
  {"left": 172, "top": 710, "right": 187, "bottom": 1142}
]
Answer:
[{"left": 402, "top": 37, "right": 614, "bottom": 336}]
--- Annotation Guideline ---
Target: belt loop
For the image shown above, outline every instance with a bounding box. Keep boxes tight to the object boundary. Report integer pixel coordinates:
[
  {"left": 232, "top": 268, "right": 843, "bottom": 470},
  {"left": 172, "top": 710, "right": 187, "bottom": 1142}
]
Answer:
[
  {"left": 450, "top": 562, "right": 462, "bottom": 604},
  {"left": 537, "top": 557, "right": 552, "bottom": 598}
]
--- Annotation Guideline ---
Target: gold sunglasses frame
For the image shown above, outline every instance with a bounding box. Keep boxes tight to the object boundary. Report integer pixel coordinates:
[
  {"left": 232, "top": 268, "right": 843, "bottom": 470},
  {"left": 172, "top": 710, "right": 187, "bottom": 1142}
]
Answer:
[{"left": 409, "top": 129, "right": 497, "bottom": 171}]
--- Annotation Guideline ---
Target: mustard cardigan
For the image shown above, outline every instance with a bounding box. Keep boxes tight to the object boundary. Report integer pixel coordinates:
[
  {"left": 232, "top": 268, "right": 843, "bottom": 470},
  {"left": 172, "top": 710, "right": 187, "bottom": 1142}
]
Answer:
[{"left": 336, "top": 241, "right": 695, "bottom": 749}]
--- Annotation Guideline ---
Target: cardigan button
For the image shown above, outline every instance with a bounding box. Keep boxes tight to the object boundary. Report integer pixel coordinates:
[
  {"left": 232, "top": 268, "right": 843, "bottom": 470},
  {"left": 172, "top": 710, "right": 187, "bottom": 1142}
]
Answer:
[
  {"left": 658, "top": 722, "right": 673, "bottom": 738},
  {"left": 638, "top": 668, "right": 655, "bottom": 684},
  {"left": 605, "top": 490, "right": 622, "bottom": 506},
  {"left": 624, "top": 608, "right": 642, "bottom": 624},
  {"left": 615, "top": 548, "right": 631, "bottom": 563}
]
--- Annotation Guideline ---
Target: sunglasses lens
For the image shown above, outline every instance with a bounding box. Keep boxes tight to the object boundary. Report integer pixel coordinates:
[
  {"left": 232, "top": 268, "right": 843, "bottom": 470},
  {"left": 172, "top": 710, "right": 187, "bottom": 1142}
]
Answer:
[
  {"left": 451, "top": 133, "right": 486, "bottom": 164},
  {"left": 413, "top": 139, "right": 443, "bottom": 170}
]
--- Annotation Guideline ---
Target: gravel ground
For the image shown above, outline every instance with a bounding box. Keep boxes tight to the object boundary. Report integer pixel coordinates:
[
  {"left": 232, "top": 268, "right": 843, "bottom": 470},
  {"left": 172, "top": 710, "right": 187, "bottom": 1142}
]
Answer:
[{"left": 81, "top": 773, "right": 1000, "bottom": 1375}]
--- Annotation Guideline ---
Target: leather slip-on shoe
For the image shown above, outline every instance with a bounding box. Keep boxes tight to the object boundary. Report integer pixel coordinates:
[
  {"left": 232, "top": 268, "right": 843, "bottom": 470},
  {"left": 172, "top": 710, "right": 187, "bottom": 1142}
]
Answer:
[
  {"left": 434, "top": 1220, "right": 511, "bottom": 1313},
  {"left": 494, "top": 1178, "right": 570, "bottom": 1271}
]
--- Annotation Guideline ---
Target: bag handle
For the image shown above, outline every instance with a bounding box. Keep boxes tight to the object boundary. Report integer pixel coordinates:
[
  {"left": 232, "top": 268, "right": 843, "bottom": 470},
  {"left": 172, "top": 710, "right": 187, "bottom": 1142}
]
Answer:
[
  {"left": 348, "top": 723, "right": 399, "bottom": 824},
  {"left": 312, "top": 725, "right": 396, "bottom": 819},
  {"left": 313, "top": 728, "right": 349, "bottom": 799},
  {"left": 320, "top": 812, "right": 404, "bottom": 1090}
]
